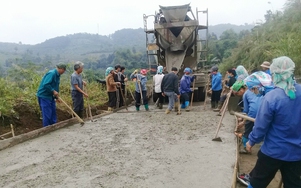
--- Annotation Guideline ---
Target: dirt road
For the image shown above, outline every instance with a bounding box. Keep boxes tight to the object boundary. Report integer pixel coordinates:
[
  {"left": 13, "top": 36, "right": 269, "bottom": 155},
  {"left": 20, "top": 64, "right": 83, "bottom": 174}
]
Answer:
[{"left": 0, "top": 104, "right": 236, "bottom": 188}]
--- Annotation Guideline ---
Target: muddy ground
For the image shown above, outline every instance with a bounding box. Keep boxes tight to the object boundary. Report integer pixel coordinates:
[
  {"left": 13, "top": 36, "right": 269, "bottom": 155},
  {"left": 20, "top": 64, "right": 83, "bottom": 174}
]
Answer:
[{"left": 0, "top": 103, "right": 237, "bottom": 188}]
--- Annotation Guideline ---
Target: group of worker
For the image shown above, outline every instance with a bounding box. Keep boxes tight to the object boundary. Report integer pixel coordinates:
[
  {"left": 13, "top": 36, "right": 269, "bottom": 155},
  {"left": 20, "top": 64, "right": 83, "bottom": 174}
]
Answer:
[
  {"left": 36, "top": 56, "right": 300, "bottom": 188},
  {"left": 212, "top": 57, "right": 300, "bottom": 188}
]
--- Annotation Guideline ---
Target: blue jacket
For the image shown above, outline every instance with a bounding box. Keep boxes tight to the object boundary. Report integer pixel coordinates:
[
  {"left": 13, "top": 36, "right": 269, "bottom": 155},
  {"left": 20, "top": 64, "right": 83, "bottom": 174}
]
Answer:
[
  {"left": 248, "top": 84, "right": 301, "bottom": 161},
  {"left": 211, "top": 72, "right": 222, "bottom": 91},
  {"left": 264, "top": 69, "right": 271, "bottom": 75},
  {"left": 179, "top": 75, "right": 194, "bottom": 94},
  {"left": 243, "top": 90, "right": 262, "bottom": 118},
  {"left": 130, "top": 73, "right": 147, "bottom": 93},
  {"left": 36, "top": 69, "right": 61, "bottom": 100}
]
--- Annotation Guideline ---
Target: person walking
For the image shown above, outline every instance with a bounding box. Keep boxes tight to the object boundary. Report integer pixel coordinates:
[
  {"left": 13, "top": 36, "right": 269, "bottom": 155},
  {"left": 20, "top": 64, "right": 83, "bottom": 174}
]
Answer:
[
  {"left": 210, "top": 66, "right": 222, "bottom": 109},
  {"left": 179, "top": 67, "right": 195, "bottom": 111},
  {"left": 130, "top": 69, "right": 149, "bottom": 111},
  {"left": 153, "top": 65, "right": 165, "bottom": 109},
  {"left": 246, "top": 56, "right": 301, "bottom": 188},
  {"left": 36, "top": 64, "right": 66, "bottom": 127},
  {"left": 71, "top": 61, "right": 88, "bottom": 118},
  {"left": 161, "top": 67, "right": 180, "bottom": 114},
  {"left": 105, "top": 67, "right": 120, "bottom": 111}
]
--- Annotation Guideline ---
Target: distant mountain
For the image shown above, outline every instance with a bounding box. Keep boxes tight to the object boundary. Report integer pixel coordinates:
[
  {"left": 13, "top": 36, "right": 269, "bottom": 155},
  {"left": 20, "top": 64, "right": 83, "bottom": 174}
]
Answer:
[{"left": 0, "top": 24, "right": 254, "bottom": 65}]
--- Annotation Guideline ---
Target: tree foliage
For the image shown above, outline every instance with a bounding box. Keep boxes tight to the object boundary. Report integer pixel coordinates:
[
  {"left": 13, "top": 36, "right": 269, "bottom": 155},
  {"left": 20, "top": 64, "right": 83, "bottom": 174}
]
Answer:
[{"left": 219, "top": 0, "right": 301, "bottom": 75}]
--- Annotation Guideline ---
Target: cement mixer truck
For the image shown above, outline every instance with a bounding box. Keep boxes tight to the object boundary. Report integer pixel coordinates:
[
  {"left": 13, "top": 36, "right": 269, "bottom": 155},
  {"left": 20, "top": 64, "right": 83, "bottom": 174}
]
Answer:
[{"left": 143, "top": 4, "right": 209, "bottom": 101}]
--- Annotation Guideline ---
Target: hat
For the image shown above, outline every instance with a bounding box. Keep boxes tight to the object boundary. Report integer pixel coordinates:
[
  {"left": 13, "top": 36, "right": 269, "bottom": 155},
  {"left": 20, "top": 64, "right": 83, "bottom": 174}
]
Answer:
[
  {"left": 210, "top": 66, "right": 218, "bottom": 72},
  {"left": 140, "top": 69, "right": 148, "bottom": 75},
  {"left": 260, "top": 61, "right": 270, "bottom": 69},
  {"left": 56, "top": 64, "right": 66, "bottom": 70}
]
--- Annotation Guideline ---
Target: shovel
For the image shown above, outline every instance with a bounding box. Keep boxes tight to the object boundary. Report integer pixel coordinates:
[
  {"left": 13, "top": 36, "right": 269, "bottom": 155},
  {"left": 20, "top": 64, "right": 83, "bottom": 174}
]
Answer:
[
  {"left": 190, "top": 79, "right": 195, "bottom": 109},
  {"left": 119, "top": 86, "right": 128, "bottom": 111},
  {"left": 58, "top": 97, "right": 85, "bottom": 126},
  {"left": 137, "top": 79, "right": 144, "bottom": 105},
  {"left": 212, "top": 91, "right": 231, "bottom": 142}
]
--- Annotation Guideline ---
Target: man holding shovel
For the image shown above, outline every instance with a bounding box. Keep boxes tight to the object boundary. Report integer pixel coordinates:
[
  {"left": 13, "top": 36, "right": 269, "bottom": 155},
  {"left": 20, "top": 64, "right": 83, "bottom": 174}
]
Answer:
[
  {"left": 71, "top": 61, "right": 88, "bottom": 118},
  {"left": 36, "top": 64, "right": 66, "bottom": 127},
  {"left": 130, "top": 69, "right": 149, "bottom": 111}
]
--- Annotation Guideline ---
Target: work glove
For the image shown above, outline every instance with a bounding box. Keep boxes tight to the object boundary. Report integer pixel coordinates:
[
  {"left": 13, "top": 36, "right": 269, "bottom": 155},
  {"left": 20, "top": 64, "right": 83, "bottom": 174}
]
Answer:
[{"left": 134, "top": 69, "right": 139, "bottom": 74}]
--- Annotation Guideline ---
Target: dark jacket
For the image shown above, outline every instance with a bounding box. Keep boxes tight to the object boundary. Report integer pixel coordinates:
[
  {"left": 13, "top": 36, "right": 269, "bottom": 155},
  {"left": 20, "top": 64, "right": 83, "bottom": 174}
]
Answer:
[{"left": 161, "top": 72, "right": 179, "bottom": 95}]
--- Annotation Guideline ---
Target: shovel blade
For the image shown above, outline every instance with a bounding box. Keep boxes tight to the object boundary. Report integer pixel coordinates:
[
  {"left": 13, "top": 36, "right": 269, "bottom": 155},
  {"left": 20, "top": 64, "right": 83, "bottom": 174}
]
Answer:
[{"left": 212, "top": 137, "right": 222, "bottom": 142}]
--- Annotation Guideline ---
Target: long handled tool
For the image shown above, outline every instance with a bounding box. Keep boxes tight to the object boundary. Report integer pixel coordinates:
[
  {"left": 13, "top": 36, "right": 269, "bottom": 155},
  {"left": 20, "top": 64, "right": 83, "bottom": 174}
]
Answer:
[
  {"left": 218, "top": 89, "right": 233, "bottom": 116},
  {"left": 212, "top": 91, "right": 231, "bottom": 142},
  {"left": 126, "top": 83, "right": 135, "bottom": 101},
  {"left": 203, "top": 76, "right": 211, "bottom": 110},
  {"left": 137, "top": 79, "right": 144, "bottom": 105},
  {"left": 84, "top": 85, "right": 97, "bottom": 122},
  {"left": 177, "top": 100, "right": 181, "bottom": 115},
  {"left": 190, "top": 79, "right": 195, "bottom": 108},
  {"left": 58, "top": 97, "right": 85, "bottom": 126},
  {"left": 119, "top": 87, "right": 128, "bottom": 111}
]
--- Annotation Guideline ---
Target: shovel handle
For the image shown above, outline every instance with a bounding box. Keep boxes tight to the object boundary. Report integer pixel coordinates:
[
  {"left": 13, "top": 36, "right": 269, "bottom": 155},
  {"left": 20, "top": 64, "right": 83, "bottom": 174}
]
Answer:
[{"left": 58, "top": 97, "right": 84, "bottom": 124}]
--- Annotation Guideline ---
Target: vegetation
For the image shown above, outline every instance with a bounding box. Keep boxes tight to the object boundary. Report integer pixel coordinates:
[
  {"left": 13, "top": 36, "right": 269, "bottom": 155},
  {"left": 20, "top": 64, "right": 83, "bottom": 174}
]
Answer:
[{"left": 216, "top": 0, "right": 301, "bottom": 75}]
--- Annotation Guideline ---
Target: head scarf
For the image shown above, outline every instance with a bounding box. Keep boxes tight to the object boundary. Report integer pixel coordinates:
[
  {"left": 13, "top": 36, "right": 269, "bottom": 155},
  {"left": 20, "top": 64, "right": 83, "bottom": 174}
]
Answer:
[
  {"left": 270, "top": 56, "right": 296, "bottom": 99},
  {"left": 244, "top": 71, "right": 274, "bottom": 95},
  {"left": 235, "top": 65, "right": 249, "bottom": 81},
  {"left": 105, "top": 67, "right": 114, "bottom": 77},
  {"left": 157, "top": 66, "right": 163, "bottom": 74},
  {"left": 232, "top": 81, "right": 245, "bottom": 92},
  {"left": 140, "top": 69, "right": 148, "bottom": 75},
  {"left": 184, "top": 67, "right": 192, "bottom": 74}
]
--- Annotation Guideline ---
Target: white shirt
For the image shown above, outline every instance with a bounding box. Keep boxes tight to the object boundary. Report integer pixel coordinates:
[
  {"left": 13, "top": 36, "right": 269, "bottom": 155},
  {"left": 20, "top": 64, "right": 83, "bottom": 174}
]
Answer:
[{"left": 153, "top": 73, "right": 164, "bottom": 93}]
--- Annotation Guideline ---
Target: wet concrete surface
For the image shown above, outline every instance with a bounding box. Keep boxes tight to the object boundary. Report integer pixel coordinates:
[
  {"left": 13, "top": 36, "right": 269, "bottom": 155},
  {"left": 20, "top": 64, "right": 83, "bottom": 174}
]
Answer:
[{"left": 0, "top": 103, "right": 236, "bottom": 188}]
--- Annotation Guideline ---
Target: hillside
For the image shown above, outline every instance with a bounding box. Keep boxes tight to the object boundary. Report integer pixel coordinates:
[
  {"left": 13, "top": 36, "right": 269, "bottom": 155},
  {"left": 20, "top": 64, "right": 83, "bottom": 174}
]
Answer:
[{"left": 0, "top": 24, "right": 254, "bottom": 67}]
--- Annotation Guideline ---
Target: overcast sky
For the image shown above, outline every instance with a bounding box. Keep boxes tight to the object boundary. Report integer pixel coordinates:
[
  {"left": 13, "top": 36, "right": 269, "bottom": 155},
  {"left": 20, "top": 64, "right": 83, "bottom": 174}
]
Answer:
[{"left": 1, "top": 0, "right": 287, "bottom": 45}]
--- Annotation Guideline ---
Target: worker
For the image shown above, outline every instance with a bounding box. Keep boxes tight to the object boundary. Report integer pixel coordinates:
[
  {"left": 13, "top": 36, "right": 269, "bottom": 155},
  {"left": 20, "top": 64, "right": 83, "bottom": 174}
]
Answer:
[
  {"left": 114, "top": 64, "right": 122, "bottom": 108},
  {"left": 161, "top": 67, "right": 180, "bottom": 114},
  {"left": 71, "top": 61, "right": 88, "bottom": 118},
  {"left": 246, "top": 56, "right": 301, "bottom": 188},
  {"left": 119, "top": 66, "right": 128, "bottom": 107},
  {"left": 260, "top": 61, "right": 271, "bottom": 75},
  {"left": 130, "top": 69, "right": 149, "bottom": 111},
  {"left": 36, "top": 64, "right": 66, "bottom": 127},
  {"left": 105, "top": 67, "right": 120, "bottom": 111},
  {"left": 179, "top": 67, "right": 195, "bottom": 111},
  {"left": 210, "top": 66, "right": 222, "bottom": 109},
  {"left": 235, "top": 65, "right": 249, "bottom": 81},
  {"left": 153, "top": 66, "right": 165, "bottom": 109},
  {"left": 213, "top": 68, "right": 236, "bottom": 112}
]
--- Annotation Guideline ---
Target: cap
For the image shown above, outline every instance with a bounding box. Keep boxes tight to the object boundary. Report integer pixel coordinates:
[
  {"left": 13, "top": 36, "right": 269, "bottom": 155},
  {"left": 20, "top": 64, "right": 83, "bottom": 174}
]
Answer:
[
  {"left": 260, "top": 61, "right": 270, "bottom": 69},
  {"left": 210, "top": 66, "right": 218, "bottom": 72},
  {"left": 56, "top": 64, "right": 66, "bottom": 70}
]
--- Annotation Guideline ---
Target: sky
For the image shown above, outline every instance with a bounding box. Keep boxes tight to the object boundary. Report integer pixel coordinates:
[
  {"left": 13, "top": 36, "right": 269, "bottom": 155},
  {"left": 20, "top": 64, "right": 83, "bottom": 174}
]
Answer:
[{"left": 1, "top": 0, "right": 287, "bottom": 45}]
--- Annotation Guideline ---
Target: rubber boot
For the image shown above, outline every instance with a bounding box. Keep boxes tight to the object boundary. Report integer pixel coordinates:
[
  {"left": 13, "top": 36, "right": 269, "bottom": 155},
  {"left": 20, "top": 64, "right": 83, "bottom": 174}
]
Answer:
[
  {"left": 144, "top": 104, "right": 149, "bottom": 111},
  {"left": 213, "top": 101, "right": 223, "bottom": 112},
  {"left": 181, "top": 103, "right": 186, "bottom": 109},
  {"left": 174, "top": 102, "right": 179, "bottom": 112},
  {"left": 136, "top": 106, "right": 140, "bottom": 111},
  {"left": 211, "top": 101, "right": 215, "bottom": 109},
  {"left": 215, "top": 101, "right": 219, "bottom": 109},
  {"left": 185, "top": 101, "right": 190, "bottom": 112},
  {"left": 158, "top": 103, "right": 163, "bottom": 109}
]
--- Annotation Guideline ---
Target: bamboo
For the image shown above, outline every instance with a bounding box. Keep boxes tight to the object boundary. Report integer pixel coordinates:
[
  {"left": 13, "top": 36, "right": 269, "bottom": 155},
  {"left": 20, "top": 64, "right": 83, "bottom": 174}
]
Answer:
[{"left": 10, "top": 124, "right": 15, "bottom": 137}]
